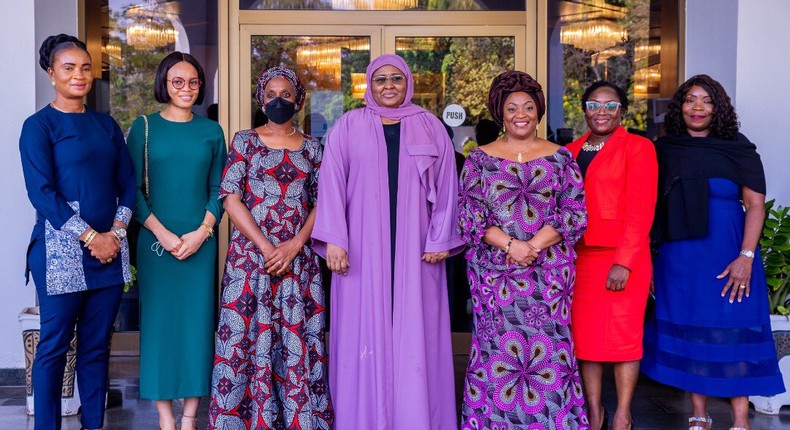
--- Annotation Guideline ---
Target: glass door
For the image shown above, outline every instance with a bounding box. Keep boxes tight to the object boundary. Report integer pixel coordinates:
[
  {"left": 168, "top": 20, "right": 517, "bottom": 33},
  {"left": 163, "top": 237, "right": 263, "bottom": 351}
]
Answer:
[
  {"left": 239, "top": 25, "right": 381, "bottom": 133},
  {"left": 384, "top": 26, "right": 525, "bottom": 151},
  {"left": 235, "top": 24, "right": 524, "bottom": 333}
]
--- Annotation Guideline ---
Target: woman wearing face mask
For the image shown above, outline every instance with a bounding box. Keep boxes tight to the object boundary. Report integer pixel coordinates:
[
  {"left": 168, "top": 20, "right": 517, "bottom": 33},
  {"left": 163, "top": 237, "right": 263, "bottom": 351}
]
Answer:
[
  {"left": 209, "top": 67, "right": 333, "bottom": 430},
  {"left": 20, "top": 34, "right": 135, "bottom": 430},
  {"left": 127, "top": 51, "right": 226, "bottom": 430}
]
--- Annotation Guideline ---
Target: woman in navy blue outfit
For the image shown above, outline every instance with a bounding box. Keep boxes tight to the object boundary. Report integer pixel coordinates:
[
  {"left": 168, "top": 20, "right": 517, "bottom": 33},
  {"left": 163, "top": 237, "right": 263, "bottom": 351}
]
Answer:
[
  {"left": 19, "top": 34, "right": 136, "bottom": 430},
  {"left": 643, "top": 75, "right": 784, "bottom": 430}
]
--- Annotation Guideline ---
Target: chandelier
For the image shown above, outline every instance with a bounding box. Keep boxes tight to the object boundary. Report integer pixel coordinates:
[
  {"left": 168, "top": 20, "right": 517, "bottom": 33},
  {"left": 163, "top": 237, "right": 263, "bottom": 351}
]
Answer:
[
  {"left": 126, "top": 1, "right": 178, "bottom": 50},
  {"left": 560, "top": 18, "right": 627, "bottom": 52},
  {"left": 331, "top": 0, "right": 418, "bottom": 10},
  {"left": 102, "top": 41, "right": 122, "bottom": 66},
  {"left": 296, "top": 38, "right": 370, "bottom": 86}
]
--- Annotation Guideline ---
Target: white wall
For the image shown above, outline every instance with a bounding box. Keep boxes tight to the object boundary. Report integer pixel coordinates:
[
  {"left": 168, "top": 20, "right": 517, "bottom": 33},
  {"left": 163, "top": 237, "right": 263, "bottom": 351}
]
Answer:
[
  {"left": 685, "top": 0, "right": 739, "bottom": 102},
  {"left": 736, "top": 0, "right": 790, "bottom": 204},
  {"left": 0, "top": 0, "right": 80, "bottom": 370},
  {"left": 685, "top": 0, "right": 790, "bottom": 204},
  {"left": 0, "top": 2, "right": 38, "bottom": 369}
]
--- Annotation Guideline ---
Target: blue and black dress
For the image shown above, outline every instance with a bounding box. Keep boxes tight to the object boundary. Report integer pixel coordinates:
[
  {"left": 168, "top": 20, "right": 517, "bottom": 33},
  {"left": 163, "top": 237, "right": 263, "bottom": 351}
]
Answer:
[{"left": 643, "top": 132, "right": 784, "bottom": 397}]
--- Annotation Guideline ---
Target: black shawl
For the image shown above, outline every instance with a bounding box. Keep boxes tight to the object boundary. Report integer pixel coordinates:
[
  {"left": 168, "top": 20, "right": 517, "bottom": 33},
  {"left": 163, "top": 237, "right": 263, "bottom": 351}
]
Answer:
[{"left": 651, "top": 132, "right": 766, "bottom": 246}]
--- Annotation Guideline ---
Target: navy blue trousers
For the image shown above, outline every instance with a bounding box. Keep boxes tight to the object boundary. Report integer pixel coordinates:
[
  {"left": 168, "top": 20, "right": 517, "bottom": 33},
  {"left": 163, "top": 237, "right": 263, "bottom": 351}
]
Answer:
[{"left": 33, "top": 285, "right": 122, "bottom": 430}]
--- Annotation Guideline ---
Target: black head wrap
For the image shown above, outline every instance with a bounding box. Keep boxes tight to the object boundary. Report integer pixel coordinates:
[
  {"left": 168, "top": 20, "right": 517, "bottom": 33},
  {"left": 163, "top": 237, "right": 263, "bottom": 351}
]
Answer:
[{"left": 487, "top": 71, "right": 546, "bottom": 126}]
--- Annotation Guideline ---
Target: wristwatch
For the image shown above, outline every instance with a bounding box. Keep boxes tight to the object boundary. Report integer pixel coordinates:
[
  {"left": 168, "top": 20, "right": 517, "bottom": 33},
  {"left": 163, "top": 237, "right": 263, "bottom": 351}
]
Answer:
[
  {"left": 740, "top": 249, "right": 755, "bottom": 258},
  {"left": 111, "top": 225, "right": 127, "bottom": 241}
]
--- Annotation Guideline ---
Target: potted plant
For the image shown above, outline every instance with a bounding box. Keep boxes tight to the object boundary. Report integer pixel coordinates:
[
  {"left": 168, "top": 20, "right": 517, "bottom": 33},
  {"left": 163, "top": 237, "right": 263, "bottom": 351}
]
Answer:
[{"left": 750, "top": 200, "right": 790, "bottom": 414}]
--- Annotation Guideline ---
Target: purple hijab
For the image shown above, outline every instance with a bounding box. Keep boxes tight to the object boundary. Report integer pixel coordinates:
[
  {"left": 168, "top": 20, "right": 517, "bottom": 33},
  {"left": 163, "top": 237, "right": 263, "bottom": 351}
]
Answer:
[{"left": 363, "top": 54, "right": 427, "bottom": 119}]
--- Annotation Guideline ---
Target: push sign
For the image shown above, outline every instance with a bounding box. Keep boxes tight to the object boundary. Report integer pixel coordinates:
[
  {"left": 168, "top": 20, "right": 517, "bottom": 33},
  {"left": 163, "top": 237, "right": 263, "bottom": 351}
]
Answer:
[{"left": 442, "top": 104, "right": 466, "bottom": 127}]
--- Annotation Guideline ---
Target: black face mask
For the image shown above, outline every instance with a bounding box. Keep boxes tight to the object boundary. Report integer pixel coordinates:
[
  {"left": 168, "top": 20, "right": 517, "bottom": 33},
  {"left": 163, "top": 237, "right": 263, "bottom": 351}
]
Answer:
[{"left": 264, "top": 97, "right": 296, "bottom": 124}]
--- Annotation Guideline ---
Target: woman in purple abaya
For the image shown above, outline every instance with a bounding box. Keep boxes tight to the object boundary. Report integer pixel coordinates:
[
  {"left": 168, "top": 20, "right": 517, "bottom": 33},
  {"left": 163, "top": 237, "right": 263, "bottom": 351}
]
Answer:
[
  {"left": 312, "top": 54, "right": 464, "bottom": 430},
  {"left": 458, "top": 71, "right": 589, "bottom": 429}
]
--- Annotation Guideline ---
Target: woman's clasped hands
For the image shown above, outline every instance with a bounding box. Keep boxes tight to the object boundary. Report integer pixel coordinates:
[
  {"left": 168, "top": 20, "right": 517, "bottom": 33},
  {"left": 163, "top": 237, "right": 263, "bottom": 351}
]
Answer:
[
  {"left": 506, "top": 239, "right": 541, "bottom": 267},
  {"left": 263, "top": 238, "right": 303, "bottom": 276},
  {"left": 86, "top": 231, "right": 120, "bottom": 264}
]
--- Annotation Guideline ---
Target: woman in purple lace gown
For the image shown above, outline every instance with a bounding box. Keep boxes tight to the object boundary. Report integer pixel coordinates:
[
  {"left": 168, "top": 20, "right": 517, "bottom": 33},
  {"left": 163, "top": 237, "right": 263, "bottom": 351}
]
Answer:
[{"left": 458, "top": 71, "right": 589, "bottom": 429}]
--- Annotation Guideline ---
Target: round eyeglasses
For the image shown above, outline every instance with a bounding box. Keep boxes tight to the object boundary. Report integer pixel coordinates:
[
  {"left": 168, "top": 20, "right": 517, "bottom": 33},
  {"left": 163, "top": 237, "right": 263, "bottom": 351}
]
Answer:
[{"left": 168, "top": 77, "right": 202, "bottom": 90}]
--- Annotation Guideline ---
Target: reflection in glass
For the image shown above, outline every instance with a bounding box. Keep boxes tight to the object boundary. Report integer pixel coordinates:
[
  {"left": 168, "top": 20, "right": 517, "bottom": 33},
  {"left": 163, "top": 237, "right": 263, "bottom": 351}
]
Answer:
[
  {"left": 395, "top": 36, "right": 515, "bottom": 123},
  {"left": 96, "top": 0, "right": 217, "bottom": 132},
  {"left": 547, "top": 0, "right": 674, "bottom": 142},
  {"left": 240, "top": 0, "right": 525, "bottom": 11},
  {"left": 250, "top": 36, "right": 370, "bottom": 132}
]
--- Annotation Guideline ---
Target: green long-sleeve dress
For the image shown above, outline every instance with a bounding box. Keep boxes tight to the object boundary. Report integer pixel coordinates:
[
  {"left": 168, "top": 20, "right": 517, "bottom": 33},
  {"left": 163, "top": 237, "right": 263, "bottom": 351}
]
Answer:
[{"left": 127, "top": 112, "right": 227, "bottom": 400}]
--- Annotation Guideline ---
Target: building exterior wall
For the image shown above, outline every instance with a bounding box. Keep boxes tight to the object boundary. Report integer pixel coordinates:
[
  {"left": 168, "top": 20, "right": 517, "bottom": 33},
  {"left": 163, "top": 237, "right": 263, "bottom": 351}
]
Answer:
[
  {"left": 0, "top": 1, "right": 39, "bottom": 370},
  {"left": 736, "top": 0, "right": 790, "bottom": 204}
]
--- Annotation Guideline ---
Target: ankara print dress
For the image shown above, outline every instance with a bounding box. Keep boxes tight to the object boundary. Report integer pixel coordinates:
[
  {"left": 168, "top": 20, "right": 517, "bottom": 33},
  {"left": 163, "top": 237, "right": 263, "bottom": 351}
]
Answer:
[
  {"left": 458, "top": 148, "right": 589, "bottom": 430},
  {"left": 209, "top": 129, "right": 333, "bottom": 430}
]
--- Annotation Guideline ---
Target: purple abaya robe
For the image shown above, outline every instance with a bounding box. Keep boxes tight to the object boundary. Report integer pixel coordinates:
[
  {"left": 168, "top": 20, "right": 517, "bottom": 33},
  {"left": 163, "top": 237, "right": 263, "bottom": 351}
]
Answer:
[{"left": 312, "top": 78, "right": 463, "bottom": 429}]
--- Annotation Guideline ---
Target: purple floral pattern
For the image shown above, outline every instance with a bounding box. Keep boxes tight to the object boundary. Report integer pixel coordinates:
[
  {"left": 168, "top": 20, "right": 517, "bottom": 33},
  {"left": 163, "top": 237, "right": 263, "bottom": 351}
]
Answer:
[{"left": 458, "top": 148, "right": 588, "bottom": 429}]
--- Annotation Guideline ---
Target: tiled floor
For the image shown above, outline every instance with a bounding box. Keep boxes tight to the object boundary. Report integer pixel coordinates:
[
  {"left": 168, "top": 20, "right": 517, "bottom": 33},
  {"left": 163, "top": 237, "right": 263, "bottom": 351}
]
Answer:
[{"left": 0, "top": 356, "right": 788, "bottom": 429}]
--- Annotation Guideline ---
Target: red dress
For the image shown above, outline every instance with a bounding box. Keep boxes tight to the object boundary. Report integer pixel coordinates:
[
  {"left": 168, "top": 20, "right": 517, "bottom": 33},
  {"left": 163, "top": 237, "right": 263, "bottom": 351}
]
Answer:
[{"left": 567, "top": 126, "right": 658, "bottom": 362}]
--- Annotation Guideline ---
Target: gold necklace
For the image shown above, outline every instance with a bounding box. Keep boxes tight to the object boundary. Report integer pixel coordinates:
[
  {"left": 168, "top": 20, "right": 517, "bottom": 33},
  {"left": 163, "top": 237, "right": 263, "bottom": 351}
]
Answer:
[
  {"left": 510, "top": 140, "right": 537, "bottom": 163},
  {"left": 50, "top": 102, "right": 85, "bottom": 114},
  {"left": 582, "top": 139, "right": 606, "bottom": 152},
  {"left": 264, "top": 123, "right": 297, "bottom": 136}
]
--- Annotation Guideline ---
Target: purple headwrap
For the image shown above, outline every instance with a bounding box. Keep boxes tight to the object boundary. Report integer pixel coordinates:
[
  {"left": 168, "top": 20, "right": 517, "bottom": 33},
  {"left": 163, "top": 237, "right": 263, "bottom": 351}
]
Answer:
[
  {"left": 363, "top": 54, "right": 426, "bottom": 119},
  {"left": 255, "top": 66, "right": 306, "bottom": 111},
  {"left": 487, "top": 71, "right": 546, "bottom": 126}
]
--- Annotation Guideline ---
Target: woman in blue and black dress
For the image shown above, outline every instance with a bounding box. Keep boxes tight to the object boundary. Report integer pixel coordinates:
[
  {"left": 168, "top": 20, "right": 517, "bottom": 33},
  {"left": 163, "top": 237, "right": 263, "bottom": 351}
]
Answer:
[
  {"left": 643, "top": 74, "right": 784, "bottom": 430},
  {"left": 19, "top": 34, "right": 136, "bottom": 430}
]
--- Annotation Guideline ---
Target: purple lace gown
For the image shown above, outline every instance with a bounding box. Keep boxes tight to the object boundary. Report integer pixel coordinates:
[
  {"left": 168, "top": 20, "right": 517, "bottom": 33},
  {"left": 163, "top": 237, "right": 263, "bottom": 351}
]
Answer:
[{"left": 458, "top": 147, "right": 589, "bottom": 430}]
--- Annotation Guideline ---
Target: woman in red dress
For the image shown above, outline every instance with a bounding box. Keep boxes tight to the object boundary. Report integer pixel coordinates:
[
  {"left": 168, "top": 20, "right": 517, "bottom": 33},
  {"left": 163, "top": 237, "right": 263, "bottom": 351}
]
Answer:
[{"left": 567, "top": 81, "right": 658, "bottom": 430}]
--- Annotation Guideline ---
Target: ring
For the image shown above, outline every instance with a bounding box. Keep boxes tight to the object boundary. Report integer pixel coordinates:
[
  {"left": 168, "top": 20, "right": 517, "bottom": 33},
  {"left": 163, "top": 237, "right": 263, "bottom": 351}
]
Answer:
[
  {"left": 107, "top": 258, "right": 112, "bottom": 263},
  {"left": 739, "top": 285, "right": 747, "bottom": 289}
]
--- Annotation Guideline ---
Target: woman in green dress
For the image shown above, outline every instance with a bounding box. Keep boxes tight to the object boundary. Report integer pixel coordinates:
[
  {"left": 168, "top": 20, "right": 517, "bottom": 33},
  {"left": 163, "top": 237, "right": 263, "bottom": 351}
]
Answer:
[{"left": 127, "top": 52, "right": 227, "bottom": 430}]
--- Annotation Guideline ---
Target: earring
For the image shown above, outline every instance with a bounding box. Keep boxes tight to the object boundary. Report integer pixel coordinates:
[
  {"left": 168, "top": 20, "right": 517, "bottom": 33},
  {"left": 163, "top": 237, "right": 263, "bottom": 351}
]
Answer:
[{"left": 51, "top": 81, "right": 55, "bottom": 86}]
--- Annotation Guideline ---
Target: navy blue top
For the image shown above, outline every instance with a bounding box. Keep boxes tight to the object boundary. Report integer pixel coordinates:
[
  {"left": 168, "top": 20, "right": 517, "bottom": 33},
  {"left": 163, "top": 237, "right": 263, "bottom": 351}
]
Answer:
[{"left": 19, "top": 105, "right": 136, "bottom": 294}]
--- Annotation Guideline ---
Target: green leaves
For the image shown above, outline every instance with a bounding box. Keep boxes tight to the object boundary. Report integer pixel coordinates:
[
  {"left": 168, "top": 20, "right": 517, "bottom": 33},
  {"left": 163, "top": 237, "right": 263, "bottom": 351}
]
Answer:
[{"left": 762, "top": 200, "right": 790, "bottom": 314}]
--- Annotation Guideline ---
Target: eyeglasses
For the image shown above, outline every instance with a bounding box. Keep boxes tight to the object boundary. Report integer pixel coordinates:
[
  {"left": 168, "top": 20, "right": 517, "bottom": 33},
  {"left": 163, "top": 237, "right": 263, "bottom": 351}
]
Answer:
[
  {"left": 168, "top": 77, "right": 202, "bottom": 90},
  {"left": 585, "top": 101, "right": 621, "bottom": 113},
  {"left": 371, "top": 74, "right": 406, "bottom": 86}
]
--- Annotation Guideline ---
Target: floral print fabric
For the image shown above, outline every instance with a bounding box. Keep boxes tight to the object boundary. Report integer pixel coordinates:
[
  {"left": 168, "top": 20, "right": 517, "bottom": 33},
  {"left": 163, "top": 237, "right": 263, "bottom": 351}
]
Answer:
[
  {"left": 458, "top": 148, "right": 589, "bottom": 430},
  {"left": 209, "top": 130, "right": 333, "bottom": 430}
]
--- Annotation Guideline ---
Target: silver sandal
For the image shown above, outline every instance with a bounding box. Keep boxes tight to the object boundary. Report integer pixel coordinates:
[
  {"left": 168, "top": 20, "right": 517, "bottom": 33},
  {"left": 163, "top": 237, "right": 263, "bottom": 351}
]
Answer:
[{"left": 689, "top": 416, "right": 712, "bottom": 430}]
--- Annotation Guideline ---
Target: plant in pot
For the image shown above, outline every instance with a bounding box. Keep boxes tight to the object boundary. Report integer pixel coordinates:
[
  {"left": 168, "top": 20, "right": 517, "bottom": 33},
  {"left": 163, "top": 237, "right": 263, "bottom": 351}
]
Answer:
[{"left": 750, "top": 199, "right": 790, "bottom": 414}]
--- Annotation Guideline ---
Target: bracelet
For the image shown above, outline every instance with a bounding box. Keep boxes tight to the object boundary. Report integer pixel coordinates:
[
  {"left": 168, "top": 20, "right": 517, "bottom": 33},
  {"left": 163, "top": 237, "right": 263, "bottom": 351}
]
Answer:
[
  {"left": 83, "top": 229, "right": 98, "bottom": 247},
  {"left": 740, "top": 249, "right": 755, "bottom": 259},
  {"left": 200, "top": 222, "right": 214, "bottom": 238},
  {"left": 504, "top": 236, "right": 514, "bottom": 254}
]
